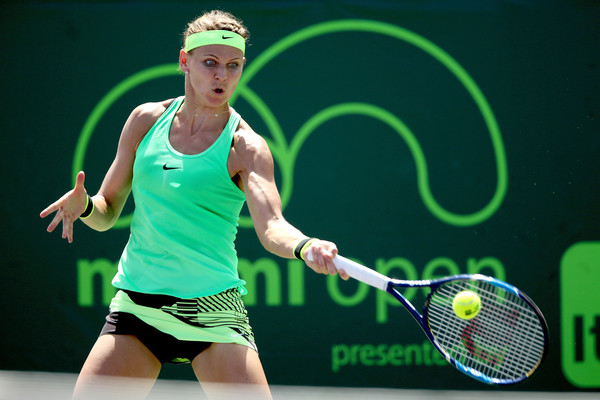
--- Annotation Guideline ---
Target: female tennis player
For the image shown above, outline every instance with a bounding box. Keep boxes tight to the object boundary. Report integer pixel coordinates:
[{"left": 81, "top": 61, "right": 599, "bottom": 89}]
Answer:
[{"left": 40, "top": 10, "right": 347, "bottom": 399}]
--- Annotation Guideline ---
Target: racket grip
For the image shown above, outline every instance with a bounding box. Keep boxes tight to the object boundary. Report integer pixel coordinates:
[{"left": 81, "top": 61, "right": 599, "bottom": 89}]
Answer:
[{"left": 307, "top": 252, "right": 389, "bottom": 291}]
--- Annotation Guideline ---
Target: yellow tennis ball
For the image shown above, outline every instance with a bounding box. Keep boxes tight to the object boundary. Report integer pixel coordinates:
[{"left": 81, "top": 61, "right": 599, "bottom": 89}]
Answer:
[{"left": 452, "top": 290, "right": 481, "bottom": 320}]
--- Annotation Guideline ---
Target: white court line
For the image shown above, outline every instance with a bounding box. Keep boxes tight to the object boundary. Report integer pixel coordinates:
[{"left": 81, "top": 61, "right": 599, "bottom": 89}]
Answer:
[{"left": 0, "top": 371, "right": 596, "bottom": 400}]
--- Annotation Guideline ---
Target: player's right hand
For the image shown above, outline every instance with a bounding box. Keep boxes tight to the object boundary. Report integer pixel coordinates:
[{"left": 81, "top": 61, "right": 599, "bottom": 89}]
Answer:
[{"left": 40, "top": 171, "right": 88, "bottom": 243}]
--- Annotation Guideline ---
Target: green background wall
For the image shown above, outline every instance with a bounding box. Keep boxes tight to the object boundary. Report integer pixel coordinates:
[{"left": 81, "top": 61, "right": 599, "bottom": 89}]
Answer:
[{"left": 2, "top": 0, "right": 599, "bottom": 391}]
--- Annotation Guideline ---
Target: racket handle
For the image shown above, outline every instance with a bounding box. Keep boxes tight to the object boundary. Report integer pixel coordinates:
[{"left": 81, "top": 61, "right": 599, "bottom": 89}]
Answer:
[{"left": 307, "top": 252, "right": 389, "bottom": 291}]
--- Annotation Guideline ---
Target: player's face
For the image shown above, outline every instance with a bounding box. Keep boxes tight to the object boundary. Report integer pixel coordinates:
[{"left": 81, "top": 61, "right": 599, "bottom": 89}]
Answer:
[{"left": 181, "top": 45, "right": 245, "bottom": 106}]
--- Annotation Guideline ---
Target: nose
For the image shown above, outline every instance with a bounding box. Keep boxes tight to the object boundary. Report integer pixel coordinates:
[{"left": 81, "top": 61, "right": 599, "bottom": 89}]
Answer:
[{"left": 215, "top": 65, "right": 227, "bottom": 81}]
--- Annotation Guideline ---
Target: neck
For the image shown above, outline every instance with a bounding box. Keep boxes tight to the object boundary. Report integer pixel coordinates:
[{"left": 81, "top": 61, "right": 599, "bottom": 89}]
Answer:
[
  {"left": 182, "top": 97, "right": 229, "bottom": 116},
  {"left": 178, "top": 100, "right": 230, "bottom": 137}
]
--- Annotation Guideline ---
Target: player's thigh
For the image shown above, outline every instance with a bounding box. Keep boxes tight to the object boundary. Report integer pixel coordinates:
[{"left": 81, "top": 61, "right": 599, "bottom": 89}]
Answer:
[
  {"left": 74, "top": 334, "right": 161, "bottom": 398},
  {"left": 192, "top": 343, "right": 271, "bottom": 398}
]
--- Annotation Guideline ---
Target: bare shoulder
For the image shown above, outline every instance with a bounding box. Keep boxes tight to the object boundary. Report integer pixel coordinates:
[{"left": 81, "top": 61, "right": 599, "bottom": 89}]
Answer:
[
  {"left": 128, "top": 99, "right": 174, "bottom": 132},
  {"left": 120, "top": 99, "right": 176, "bottom": 147},
  {"left": 233, "top": 119, "right": 273, "bottom": 164}
]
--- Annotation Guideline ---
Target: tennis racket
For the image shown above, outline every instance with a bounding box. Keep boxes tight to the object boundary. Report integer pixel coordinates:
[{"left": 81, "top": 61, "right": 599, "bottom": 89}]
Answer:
[{"left": 315, "top": 253, "right": 549, "bottom": 385}]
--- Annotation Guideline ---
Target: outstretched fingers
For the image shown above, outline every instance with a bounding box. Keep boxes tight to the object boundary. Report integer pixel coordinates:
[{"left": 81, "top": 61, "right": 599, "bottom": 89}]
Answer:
[
  {"left": 44, "top": 204, "right": 64, "bottom": 232},
  {"left": 40, "top": 171, "right": 88, "bottom": 243},
  {"left": 61, "top": 211, "right": 75, "bottom": 243},
  {"left": 40, "top": 199, "right": 63, "bottom": 220}
]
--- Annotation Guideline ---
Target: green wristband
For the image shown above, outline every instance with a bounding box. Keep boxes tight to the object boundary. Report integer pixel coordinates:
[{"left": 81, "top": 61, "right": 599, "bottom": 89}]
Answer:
[
  {"left": 80, "top": 195, "right": 94, "bottom": 219},
  {"left": 294, "top": 238, "right": 318, "bottom": 261}
]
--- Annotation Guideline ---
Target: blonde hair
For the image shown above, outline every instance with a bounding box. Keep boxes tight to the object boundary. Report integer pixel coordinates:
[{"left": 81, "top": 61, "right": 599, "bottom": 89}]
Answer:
[{"left": 183, "top": 10, "right": 249, "bottom": 49}]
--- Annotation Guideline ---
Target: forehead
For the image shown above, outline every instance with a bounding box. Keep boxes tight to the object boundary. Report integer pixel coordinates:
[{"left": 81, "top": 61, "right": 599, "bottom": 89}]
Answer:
[{"left": 191, "top": 44, "right": 244, "bottom": 60}]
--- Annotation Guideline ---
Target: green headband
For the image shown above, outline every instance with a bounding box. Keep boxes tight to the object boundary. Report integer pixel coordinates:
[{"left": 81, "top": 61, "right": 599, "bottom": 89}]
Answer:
[{"left": 184, "top": 30, "right": 246, "bottom": 55}]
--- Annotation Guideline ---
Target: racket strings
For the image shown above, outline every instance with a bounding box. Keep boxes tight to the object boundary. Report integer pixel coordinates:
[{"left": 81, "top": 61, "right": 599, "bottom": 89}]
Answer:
[
  {"left": 442, "top": 283, "right": 543, "bottom": 380},
  {"left": 463, "top": 288, "right": 544, "bottom": 374},
  {"left": 426, "top": 280, "right": 546, "bottom": 382},
  {"left": 453, "top": 286, "right": 542, "bottom": 380}
]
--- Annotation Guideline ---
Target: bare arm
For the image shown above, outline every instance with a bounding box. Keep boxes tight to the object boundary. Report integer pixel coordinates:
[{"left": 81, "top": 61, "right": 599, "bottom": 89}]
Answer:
[
  {"left": 40, "top": 101, "right": 170, "bottom": 241},
  {"left": 231, "top": 127, "right": 347, "bottom": 279}
]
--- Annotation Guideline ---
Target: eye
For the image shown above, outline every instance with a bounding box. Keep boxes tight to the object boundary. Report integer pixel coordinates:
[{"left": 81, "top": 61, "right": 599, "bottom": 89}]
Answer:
[
  {"left": 203, "top": 59, "right": 216, "bottom": 67},
  {"left": 227, "top": 62, "right": 239, "bottom": 70}
]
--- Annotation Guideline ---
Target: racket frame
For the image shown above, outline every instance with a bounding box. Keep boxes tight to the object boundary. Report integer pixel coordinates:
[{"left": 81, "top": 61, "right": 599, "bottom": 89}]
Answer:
[{"left": 325, "top": 255, "right": 549, "bottom": 385}]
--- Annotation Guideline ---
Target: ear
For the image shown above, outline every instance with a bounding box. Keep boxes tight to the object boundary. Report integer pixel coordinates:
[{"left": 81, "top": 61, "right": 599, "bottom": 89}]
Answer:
[{"left": 179, "top": 49, "right": 189, "bottom": 74}]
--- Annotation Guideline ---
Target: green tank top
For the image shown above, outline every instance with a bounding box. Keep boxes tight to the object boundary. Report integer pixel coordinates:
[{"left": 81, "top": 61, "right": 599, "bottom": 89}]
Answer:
[{"left": 113, "top": 96, "right": 247, "bottom": 298}]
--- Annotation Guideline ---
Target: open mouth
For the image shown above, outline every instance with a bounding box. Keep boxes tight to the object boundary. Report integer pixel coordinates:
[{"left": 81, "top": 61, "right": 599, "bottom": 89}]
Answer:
[{"left": 214, "top": 88, "right": 224, "bottom": 94}]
